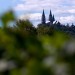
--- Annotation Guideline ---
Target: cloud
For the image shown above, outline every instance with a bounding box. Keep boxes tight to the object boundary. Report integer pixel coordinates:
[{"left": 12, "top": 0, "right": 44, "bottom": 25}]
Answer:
[
  {"left": 19, "top": 14, "right": 30, "bottom": 20},
  {"left": 68, "top": 9, "right": 75, "bottom": 14},
  {"left": 14, "top": 0, "right": 75, "bottom": 25},
  {"left": 19, "top": 13, "right": 44, "bottom": 27},
  {"left": 59, "top": 15, "right": 75, "bottom": 24},
  {"left": 14, "top": 0, "right": 62, "bottom": 11},
  {"left": 19, "top": 13, "right": 75, "bottom": 25},
  {"left": 14, "top": 0, "right": 75, "bottom": 12},
  {"left": 19, "top": 13, "right": 42, "bottom": 21}
]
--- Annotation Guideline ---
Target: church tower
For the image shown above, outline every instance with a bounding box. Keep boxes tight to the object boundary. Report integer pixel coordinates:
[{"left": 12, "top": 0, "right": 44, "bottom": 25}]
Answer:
[{"left": 41, "top": 9, "right": 46, "bottom": 24}]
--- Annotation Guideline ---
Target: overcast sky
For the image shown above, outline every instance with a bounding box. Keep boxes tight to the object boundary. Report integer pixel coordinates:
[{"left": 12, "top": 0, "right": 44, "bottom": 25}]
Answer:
[{"left": 0, "top": 0, "right": 75, "bottom": 26}]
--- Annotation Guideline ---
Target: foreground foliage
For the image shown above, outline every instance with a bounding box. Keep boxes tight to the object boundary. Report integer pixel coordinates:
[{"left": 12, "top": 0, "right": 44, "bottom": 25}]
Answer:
[{"left": 0, "top": 11, "right": 75, "bottom": 75}]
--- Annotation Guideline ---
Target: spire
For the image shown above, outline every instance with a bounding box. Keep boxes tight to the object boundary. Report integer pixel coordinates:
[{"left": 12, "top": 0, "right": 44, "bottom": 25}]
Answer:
[
  {"left": 49, "top": 10, "right": 53, "bottom": 23},
  {"left": 41, "top": 9, "right": 46, "bottom": 24},
  {"left": 52, "top": 14, "right": 55, "bottom": 22}
]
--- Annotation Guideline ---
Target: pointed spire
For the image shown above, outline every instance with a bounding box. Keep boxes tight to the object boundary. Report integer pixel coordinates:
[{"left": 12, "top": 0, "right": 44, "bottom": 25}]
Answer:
[
  {"left": 43, "top": 9, "right": 44, "bottom": 15},
  {"left": 50, "top": 10, "right": 52, "bottom": 15},
  {"left": 49, "top": 10, "right": 53, "bottom": 23},
  {"left": 49, "top": 10, "right": 55, "bottom": 24},
  {"left": 52, "top": 14, "right": 55, "bottom": 22},
  {"left": 41, "top": 9, "right": 46, "bottom": 24}
]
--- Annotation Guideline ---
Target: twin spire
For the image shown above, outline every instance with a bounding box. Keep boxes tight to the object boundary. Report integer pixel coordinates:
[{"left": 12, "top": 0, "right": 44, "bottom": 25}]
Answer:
[{"left": 41, "top": 9, "right": 55, "bottom": 24}]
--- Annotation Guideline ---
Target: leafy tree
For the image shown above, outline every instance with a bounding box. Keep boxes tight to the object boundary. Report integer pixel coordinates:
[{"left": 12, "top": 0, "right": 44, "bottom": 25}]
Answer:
[
  {"left": 0, "top": 10, "right": 15, "bottom": 28},
  {"left": 15, "top": 19, "right": 36, "bottom": 35},
  {"left": 37, "top": 23, "right": 55, "bottom": 36},
  {"left": 1, "top": 10, "right": 75, "bottom": 75}
]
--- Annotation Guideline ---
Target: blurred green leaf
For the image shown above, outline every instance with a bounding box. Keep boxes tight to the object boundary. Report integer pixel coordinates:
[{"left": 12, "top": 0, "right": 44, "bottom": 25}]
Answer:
[{"left": 1, "top": 10, "right": 15, "bottom": 27}]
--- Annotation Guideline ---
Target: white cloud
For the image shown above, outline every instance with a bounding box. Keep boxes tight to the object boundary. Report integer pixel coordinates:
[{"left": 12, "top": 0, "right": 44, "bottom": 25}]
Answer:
[
  {"left": 19, "top": 13, "right": 42, "bottom": 21},
  {"left": 14, "top": 0, "right": 75, "bottom": 25},
  {"left": 19, "top": 14, "right": 30, "bottom": 20},
  {"left": 59, "top": 15, "right": 75, "bottom": 24},
  {"left": 14, "top": 0, "right": 75, "bottom": 12},
  {"left": 29, "top": 13, "right": 42, "bottom": 21},
  {"left": 19, "top": 13, "right": 75, "bottom": 25},
  {"left": 14, "top": 0, "right": 62, "bottom": 11},
  {"left": 68, "top": 9, "right": 75, "bottom": 13},
  {"left": 19, "top": 13, "right": 43, "bottom": 27},
  {"left": 15, "top": 4, "right": 25, "bottom": 10}
]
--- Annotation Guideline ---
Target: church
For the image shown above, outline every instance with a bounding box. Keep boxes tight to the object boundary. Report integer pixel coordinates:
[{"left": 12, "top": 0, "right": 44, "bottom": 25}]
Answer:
[{"left": 41, "top": 9, "right": 55, "bottom": 25}]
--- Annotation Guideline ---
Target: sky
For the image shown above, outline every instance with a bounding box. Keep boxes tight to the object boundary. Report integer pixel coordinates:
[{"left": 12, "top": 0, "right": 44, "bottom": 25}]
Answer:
[{"left": 0, "top": 0, "right": 75, "bottom": 26}]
